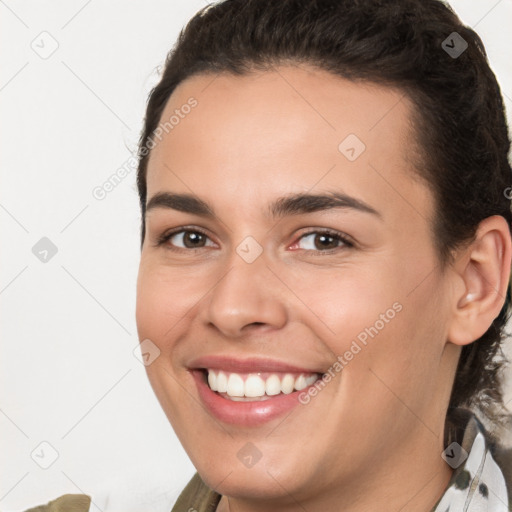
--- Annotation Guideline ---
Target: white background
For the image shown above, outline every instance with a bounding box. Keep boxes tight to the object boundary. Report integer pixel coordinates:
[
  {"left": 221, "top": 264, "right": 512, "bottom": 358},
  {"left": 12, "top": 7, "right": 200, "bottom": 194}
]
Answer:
[{"left": 1, "top": 1, "right": 511, "bottom": 511}]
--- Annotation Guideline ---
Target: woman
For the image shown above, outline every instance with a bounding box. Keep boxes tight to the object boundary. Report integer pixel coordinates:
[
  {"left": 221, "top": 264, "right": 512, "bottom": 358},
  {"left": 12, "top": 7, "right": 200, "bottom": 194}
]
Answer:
[{"left": 25, "top": 0, "right": 512, "bottom": 510}]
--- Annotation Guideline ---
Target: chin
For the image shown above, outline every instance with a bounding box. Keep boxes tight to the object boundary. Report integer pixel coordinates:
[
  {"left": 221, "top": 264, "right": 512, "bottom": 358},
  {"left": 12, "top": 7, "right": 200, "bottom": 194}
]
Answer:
[{"left": 201, "top": 466, "right": 305, "bottom": 502}]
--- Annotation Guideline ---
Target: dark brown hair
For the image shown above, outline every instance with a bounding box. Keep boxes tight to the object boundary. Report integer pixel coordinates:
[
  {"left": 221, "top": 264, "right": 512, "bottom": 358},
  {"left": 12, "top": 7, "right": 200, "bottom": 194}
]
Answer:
[{"left": 136, "top": 0, "right": 512, "bottom": 433}]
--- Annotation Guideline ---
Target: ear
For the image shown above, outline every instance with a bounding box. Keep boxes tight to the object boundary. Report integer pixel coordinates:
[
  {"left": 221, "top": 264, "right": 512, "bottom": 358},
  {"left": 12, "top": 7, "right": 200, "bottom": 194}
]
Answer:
[{"left": 447, "top": 215, "right": 512, "bottom": 346}]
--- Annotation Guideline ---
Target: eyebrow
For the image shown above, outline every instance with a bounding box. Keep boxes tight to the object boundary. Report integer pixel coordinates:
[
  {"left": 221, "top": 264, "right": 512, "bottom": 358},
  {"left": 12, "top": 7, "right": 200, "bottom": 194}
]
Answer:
[{"left": 145, "top": 191, "right": 382, "bottom": 220}]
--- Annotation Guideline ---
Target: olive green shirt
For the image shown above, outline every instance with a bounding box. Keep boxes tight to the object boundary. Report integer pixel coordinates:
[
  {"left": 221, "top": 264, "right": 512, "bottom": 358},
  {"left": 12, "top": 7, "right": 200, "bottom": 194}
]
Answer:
[{"left": 15, "top": 409, "right": 511, "bottom": 511}]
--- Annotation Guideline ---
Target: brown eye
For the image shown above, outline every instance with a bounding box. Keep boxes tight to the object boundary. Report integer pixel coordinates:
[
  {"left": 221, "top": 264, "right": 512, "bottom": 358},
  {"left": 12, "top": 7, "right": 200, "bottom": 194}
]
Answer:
[
  {"left": 160, "top": 229, "right": 215, "bottom": 250},
  {"left": 313, "top": 233, "right": 339, "bottom": 250},
  {"left": 295, "top": 230, "right": 352, "bottom": 252},
  {"left": 181, "top": 231, "right": 207, "bottom": 248}
]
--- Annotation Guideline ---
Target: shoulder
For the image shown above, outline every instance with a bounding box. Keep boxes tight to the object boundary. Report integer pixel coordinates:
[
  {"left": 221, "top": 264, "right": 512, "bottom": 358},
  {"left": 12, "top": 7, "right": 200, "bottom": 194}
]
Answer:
[
  {"left": 20, "top": 494, "right": 91, "bottom": 512},
  {"left": 434, "top": 408, "right": 512, "bottom": 511}
]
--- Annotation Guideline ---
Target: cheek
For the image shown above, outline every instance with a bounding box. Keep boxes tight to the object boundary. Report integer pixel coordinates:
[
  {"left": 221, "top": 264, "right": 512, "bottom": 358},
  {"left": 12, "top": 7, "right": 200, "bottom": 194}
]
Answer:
[
  {"left": 135, "top": 264, "right": 200, "bottom": 420},
  {"left": 286, "top": 258, "right": 445, "bottom": 383},
  {"left": 135, "top": 263, "right": 201, "bottom": 343},
  {"left": 135, "top": 267, "right": 165, "bottom": 341},
  {"left": 341, "top": 271, "right": 450, "bottom": 412},
  {"left": 282, "top": 262, "right": 400, "bottom": 353}
]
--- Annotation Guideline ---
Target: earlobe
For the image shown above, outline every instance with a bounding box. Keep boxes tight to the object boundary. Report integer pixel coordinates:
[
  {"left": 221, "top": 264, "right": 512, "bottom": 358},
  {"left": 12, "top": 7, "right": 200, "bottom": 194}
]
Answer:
[{"left": 447, "top": 215, "right": 512, "bottom": 347}]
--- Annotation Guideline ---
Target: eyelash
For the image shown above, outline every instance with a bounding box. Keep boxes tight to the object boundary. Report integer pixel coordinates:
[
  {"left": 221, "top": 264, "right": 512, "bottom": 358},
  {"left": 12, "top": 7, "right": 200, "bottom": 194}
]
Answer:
[{"left": 155, "top": 226, "right": 354, "bottom": 255}]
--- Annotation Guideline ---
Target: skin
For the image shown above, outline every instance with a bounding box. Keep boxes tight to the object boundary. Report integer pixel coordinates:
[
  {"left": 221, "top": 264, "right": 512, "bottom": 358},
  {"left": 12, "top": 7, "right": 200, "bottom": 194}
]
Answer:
[{"left": 135, "top": 64, "right": 511, "bottom": 512}]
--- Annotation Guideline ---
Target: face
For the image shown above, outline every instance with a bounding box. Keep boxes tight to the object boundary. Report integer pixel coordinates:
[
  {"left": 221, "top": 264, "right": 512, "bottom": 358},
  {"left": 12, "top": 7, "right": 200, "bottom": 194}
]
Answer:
[{"left": 136, "top": 65, "right": 458, "bottom": 504}]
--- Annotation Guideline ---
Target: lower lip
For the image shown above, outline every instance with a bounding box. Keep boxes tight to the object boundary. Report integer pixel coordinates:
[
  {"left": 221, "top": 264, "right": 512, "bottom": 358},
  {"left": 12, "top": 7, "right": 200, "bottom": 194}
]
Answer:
[{"left": 191, "top": 370, "right": 317, "bottom": 426}]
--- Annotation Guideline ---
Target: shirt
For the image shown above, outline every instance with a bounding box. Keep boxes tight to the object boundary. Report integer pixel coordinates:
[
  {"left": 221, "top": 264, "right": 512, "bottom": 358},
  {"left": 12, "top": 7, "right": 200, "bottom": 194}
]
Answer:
[{"left": 15, "top": 408, "right": 511, "bottom": 512}]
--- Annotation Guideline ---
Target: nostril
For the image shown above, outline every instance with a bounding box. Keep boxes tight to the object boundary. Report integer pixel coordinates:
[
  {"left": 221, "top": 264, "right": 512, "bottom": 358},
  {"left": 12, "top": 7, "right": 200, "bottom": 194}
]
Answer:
[{"left": 244, "top": 322, "right": 267, "bottom": 330}]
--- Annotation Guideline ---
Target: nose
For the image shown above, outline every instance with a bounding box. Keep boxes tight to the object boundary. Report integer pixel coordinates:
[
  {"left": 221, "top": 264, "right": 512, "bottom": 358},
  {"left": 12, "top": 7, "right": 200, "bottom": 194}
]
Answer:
[{"left": 204, "top": 251, "right": 288, "bottom": 338}]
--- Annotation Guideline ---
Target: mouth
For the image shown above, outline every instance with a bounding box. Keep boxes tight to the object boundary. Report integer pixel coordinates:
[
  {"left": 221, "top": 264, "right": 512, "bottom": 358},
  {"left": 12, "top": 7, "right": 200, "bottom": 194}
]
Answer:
[{"left": 188, "top": 356, "right": 326, "bottom": 426}]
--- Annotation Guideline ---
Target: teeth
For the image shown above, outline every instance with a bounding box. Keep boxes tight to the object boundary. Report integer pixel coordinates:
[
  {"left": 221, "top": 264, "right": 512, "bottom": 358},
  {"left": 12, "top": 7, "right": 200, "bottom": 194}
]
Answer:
[
  {"left": 245, "top": 374, "right": 266, "bottom": 397},
  {"left": 216, "top": 371, "right": 228, "bottom": 393},
  {"left": 227, "top": 373, "right": 244, "bottom": 397},
  {"left": 265, "top": 374, "right": 281, "bottom": 396},
  {"left": 207, "top": 370, "right": 216, "bottom": 390},
  {"left": 294, "top": 374, "right": 308, "bottom": 390},
  {"left": 281, "top": 374, "right": 295, "bottom": 394},
  {"left": 206, "top": 370, "right": 319, "bottom": 399}
]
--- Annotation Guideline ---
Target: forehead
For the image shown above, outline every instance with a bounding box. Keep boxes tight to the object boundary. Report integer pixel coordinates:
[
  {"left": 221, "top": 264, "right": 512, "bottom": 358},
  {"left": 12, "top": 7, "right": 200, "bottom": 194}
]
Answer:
[{"left": 146, "top": 64, "right": 432, "bottom": 228}]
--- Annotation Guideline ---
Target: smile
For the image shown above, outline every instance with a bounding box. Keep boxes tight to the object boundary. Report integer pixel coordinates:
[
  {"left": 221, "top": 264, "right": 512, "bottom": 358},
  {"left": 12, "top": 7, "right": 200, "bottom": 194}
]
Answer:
[
  {"left": 189, "top": 356, "right": 325, "bottom": 426},
  {"left": 206, "top": 369, "right": 321, "bottom": 401}
]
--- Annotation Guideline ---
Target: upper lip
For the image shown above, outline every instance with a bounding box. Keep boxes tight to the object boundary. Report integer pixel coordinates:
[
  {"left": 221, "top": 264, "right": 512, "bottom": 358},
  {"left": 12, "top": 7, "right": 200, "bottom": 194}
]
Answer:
[{"left": 188, "top": 355, "right": 323, "bottom": 374}]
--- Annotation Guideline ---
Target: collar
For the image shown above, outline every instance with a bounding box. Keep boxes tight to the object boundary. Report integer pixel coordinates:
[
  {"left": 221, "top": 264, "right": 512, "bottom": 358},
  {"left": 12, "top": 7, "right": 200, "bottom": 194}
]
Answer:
[{"left": 432, "top": 409, "right": 510, "bottom": 511}]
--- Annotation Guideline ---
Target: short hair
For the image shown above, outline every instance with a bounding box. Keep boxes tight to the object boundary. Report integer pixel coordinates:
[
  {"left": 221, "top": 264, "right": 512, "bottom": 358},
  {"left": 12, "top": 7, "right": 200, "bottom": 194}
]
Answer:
[{"left": 137, "top": 0, "right": 512, "bottom": 431}]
